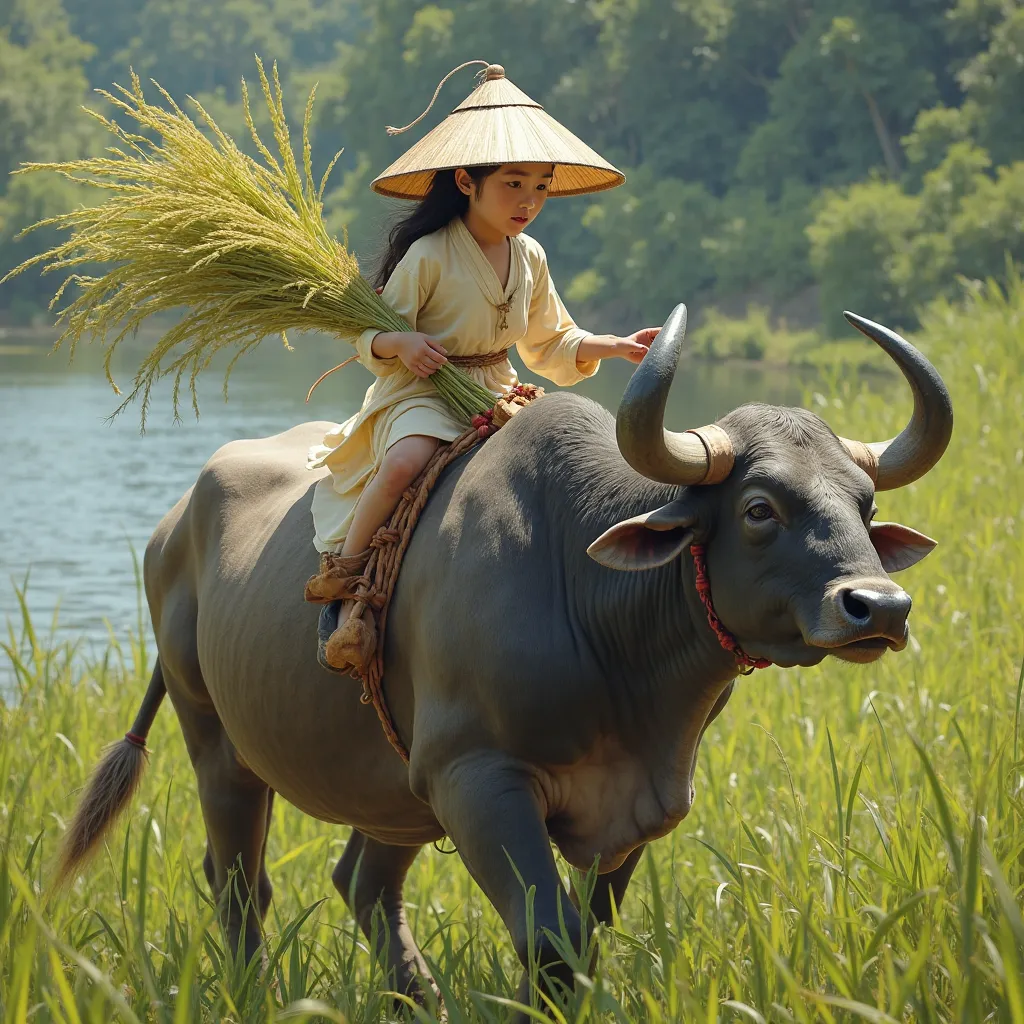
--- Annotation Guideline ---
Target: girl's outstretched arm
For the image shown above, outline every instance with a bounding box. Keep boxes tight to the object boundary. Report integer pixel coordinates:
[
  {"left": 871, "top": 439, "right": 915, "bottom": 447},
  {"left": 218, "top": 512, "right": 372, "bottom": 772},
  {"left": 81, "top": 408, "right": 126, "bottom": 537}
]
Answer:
[{"left": 575, "top": 328, "right": 658, "bottom": 367}]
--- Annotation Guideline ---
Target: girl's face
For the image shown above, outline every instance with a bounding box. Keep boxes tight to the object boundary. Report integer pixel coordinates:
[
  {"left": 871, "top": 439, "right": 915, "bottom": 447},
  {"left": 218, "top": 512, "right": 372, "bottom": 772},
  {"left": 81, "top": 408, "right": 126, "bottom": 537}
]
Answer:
[{"left": 456, "top": 163, "right": 554, "bottom": 238}]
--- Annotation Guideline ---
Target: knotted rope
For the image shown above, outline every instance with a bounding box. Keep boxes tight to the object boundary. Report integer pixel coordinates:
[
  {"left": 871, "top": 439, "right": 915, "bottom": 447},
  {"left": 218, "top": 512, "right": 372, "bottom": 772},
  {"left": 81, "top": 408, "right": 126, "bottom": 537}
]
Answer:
[
  {"left": 305, "top": 384, "right": 542, "bottom": 761},
  {"left": 689, "top": 544, "right": 772, "bottom": 675}
]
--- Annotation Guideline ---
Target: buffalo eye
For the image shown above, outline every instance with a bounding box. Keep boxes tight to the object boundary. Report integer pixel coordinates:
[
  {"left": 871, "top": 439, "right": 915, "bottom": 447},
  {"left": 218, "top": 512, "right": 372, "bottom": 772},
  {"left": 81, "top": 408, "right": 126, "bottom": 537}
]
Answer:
[{"left": 745, "top": 501, "right": 775, "bottom": 523}]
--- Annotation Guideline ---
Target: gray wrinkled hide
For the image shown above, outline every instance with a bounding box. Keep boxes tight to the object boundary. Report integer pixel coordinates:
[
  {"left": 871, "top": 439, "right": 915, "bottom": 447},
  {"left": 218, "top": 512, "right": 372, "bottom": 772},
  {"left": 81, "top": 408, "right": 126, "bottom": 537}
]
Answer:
[{"left": 142, "top": 390, "right": 925, "bottom": 1006}]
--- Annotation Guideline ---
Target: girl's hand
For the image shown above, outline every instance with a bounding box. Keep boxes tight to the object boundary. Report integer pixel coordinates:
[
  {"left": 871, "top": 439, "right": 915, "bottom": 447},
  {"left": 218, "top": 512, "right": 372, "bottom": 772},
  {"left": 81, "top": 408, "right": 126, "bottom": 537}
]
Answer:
[
  {"left": 619, "top": 327, "right": 659, "bottom": 363},
  {"left": 372, "top": 331, "right": 448, "bottom": 378},
  {"left": 575, "top": 328, "right": 660, "bottom": 367}
]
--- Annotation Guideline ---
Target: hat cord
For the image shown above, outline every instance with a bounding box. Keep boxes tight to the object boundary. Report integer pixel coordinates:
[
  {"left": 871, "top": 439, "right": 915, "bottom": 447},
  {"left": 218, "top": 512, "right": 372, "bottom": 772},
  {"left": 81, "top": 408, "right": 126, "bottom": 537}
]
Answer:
[{"left": 386, "top": 60, "right": 492, "bottom": 136}]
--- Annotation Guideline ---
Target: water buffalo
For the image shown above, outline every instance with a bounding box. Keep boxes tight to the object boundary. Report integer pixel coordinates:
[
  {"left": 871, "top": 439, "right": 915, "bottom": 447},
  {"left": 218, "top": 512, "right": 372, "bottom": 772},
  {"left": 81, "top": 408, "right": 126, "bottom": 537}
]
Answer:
[{"left": 57, "top": 306, "right": 952, "bottom": 1012}]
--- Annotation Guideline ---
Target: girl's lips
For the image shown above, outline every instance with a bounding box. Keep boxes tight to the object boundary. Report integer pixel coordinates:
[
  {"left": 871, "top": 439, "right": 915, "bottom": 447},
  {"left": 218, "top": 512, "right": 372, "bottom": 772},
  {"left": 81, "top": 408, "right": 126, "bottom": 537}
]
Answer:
[{"left": 511, "top": 216, "right": 528, "bottom": 224}]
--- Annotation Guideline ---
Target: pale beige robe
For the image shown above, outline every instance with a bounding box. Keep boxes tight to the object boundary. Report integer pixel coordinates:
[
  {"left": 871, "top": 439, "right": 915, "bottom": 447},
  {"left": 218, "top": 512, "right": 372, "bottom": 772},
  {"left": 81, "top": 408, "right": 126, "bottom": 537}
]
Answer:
[{"left": 307, "top": 216, "right": 599, "bottom": 552}]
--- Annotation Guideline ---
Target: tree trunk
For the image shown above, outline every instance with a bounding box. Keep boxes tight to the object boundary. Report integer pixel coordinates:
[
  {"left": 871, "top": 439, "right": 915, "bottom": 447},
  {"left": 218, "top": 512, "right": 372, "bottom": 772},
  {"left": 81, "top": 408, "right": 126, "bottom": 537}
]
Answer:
[{"left": 862, "top": 86, "right": 902, "bottom": 180}]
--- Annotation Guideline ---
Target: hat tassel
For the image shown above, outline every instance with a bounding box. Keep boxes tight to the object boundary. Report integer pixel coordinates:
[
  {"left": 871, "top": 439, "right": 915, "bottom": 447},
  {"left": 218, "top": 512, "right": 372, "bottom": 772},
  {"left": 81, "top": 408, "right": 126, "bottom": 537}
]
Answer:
[{"left": 385, "top": 59, "right": 492, "bottom": 136}]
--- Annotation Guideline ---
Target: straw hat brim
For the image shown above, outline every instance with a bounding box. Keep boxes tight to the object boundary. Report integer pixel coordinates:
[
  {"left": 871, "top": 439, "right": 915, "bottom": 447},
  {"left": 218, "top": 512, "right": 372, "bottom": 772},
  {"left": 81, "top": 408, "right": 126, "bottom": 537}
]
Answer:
[{"left": 371, "top": 104, "right": 625, "bottom": 200}]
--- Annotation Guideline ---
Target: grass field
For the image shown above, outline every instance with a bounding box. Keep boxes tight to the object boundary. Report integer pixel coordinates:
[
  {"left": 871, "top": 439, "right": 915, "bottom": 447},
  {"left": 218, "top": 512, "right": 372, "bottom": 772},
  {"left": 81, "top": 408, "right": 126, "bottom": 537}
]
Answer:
[{"left": 2, "top": 280, "right": 1023, "bottom": 1023}]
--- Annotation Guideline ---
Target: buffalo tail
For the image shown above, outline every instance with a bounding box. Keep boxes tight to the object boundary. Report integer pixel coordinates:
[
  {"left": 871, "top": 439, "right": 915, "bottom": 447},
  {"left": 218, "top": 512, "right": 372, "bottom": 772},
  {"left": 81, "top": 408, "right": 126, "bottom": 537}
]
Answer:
[{"left": 54, "top": 660, "right": 167, "bottom": 887}]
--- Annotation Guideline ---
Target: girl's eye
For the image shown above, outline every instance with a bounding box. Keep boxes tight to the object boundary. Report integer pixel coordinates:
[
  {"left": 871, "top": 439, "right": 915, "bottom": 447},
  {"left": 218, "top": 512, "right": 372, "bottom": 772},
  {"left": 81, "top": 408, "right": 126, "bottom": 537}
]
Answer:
[
  {"left": 507, "top": 180, "right": 521, "bottom": 188},
  {"left": 745, "top": 502, "right": 775, "bottom": 523},
  {"left": 537, "top": 184, "right": 547, "bottom": 191}
]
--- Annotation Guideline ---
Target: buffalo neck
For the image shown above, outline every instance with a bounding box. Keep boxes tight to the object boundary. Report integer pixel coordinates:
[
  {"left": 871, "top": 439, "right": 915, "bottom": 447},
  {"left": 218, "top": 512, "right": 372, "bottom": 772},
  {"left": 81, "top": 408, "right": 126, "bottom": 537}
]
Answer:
[{"left": 560, "top": 477, "right": 740, "bottom": 747}]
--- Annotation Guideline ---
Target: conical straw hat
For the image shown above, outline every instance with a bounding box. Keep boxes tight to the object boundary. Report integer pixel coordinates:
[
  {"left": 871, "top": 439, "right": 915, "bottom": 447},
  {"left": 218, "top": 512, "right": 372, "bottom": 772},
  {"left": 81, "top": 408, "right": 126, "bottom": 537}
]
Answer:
[{"left": 371, "top": 61, "right": 625, "bottom": 200}]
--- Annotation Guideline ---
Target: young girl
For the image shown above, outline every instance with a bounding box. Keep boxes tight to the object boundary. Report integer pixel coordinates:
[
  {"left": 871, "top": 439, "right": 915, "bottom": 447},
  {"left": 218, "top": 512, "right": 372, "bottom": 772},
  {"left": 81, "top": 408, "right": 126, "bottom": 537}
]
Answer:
[{"left": 307, "top": 64, "right": 658, "bottom": 673}]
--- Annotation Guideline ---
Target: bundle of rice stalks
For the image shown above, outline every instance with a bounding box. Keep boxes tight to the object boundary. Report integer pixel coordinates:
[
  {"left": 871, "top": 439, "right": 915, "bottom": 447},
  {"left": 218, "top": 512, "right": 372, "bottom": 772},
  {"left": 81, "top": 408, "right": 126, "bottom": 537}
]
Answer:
[{"left": 0, "top": 58, "right": 496, "bottom": 428}]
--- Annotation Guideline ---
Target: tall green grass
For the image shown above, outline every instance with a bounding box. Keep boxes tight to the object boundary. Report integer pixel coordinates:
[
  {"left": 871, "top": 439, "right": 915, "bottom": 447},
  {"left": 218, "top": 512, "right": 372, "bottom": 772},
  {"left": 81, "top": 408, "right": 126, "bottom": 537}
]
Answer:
[{"left": 2, "top": 279, "right": 1023, "bottom": 1022}]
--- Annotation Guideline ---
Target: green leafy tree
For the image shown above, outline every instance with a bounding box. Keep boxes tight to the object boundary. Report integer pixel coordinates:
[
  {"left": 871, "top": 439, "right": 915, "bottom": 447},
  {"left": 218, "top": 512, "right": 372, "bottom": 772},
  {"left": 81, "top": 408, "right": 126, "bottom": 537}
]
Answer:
[
  {"left": 738, "top": 1, "right": 964, "bottom": 194},
  {"left": 563, "top": 168, "right": 721, "bottom": 326},
  {"left": 808, "top": 178, "right": 920, "bottom": 333},
  {"left": 705, "top": 182, "right": 818, "bottom": 301},
  {"left": 0, "top": 0, "right": 101, "bottom": 318},
  {"left": 2, "top": 0, "right": 1021, "bottom": 334},
  {"left": 888, "top": 141, "right": 991, "bottom": 307},
  {"left": 811, "top": 140, "right": 1024, "bottom": 330},
  {"left": 901, "top": 103, "right": 974, "bottom": 183},
  {"left": 62, "top": 0, "right": 360, "bottom": 98},
  {"left": 949, "top": 160, "right": 1024, "bottom": 281},
  {"left": 956, "top": 5, "right": 1024, "bottom": 167}
]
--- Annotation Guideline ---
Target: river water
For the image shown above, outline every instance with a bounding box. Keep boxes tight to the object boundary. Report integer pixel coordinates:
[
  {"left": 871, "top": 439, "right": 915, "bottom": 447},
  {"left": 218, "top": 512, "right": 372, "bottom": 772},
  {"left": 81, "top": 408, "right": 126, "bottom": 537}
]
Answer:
[{"left": 0, "top": 329, "right": 809, "bottom": 669}]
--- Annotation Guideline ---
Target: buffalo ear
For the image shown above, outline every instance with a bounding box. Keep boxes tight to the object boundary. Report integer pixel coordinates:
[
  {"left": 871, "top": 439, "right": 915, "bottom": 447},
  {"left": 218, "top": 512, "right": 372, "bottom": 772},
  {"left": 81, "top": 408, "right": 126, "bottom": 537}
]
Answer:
[
  {"left": 587, "top": 501, "right": 698, "bottom": 572},
  {"left": 870, "top": 521, "right": 937, "bottom": 573}
]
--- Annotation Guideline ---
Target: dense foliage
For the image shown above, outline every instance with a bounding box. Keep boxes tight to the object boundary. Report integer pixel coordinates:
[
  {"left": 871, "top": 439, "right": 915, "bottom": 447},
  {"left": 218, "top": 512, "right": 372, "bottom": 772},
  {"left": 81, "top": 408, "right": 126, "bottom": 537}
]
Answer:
[{"left": 1, "top": 0, "right": 1022, "bottom": 336}]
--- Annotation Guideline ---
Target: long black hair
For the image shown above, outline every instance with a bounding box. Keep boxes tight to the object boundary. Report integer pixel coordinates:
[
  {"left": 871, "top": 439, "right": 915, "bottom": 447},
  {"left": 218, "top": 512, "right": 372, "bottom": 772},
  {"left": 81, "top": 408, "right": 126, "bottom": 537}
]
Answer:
[{"left": 373, "top": 166, "right": 500, "bottom": 288}]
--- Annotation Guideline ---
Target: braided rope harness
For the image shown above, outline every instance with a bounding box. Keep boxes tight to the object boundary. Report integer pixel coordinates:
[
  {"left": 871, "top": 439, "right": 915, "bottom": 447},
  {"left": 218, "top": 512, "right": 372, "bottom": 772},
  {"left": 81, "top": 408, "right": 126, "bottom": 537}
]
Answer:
[{"left": 304, "top": 384, "right": 541, "bottom": 762}]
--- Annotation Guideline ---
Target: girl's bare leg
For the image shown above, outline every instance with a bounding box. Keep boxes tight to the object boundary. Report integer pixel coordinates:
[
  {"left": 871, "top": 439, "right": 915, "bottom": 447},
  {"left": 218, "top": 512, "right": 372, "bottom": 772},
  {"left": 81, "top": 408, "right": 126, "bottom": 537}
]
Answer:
[
  {"left": 340, "top": 434, "right": 440, "bottom": 555},
  {"left": 322, "top": 435, "right": 440, "bottom": 671}
]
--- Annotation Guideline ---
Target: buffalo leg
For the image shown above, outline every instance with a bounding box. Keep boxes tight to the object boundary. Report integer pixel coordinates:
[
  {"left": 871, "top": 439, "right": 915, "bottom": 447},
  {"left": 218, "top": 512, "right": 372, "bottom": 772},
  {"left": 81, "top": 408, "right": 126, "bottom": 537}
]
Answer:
[
  {"left": 428, "top": 755, "right": 583, "bottom": 1012},
  {"left": 256, "top": 789, "right": 276, "bottom": 914},
  {"left": 200, "top": 791, "right": 275, "bottom": 941},
  {"left": 577, "top": 844, "right": 646, "bottom": 925},
  {"left": 332, "top": 832, "right": 438, "bottom": 1003},
  {"left": 176, "top": 703, "right": 273, "bottom": 964},
  {"left": 524, "top": 844, "right": 645, "bottom": 1012}
]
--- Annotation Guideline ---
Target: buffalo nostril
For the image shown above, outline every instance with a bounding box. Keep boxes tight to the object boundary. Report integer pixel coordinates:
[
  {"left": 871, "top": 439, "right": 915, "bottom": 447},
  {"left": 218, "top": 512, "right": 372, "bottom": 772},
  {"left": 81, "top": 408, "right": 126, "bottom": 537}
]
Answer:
[
  {"left": 841, "top": 590, "right": 872, "bottom": 622},
  {"left": 842, "top": 588, "right": 913, "bottom": 629}
]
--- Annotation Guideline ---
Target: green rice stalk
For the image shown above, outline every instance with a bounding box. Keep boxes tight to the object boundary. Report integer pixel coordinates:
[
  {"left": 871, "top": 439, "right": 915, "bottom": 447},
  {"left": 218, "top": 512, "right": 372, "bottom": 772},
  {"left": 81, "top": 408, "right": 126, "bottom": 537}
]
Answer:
[{"left": 0, "top": 58, "right": 496, "bottom": 428}]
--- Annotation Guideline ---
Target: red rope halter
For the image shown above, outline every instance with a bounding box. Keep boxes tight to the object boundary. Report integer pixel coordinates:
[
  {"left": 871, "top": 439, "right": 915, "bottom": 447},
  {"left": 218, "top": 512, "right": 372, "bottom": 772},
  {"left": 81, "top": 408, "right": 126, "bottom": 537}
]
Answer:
[{"left": 689, "top": 544, "right": 772, "bottom": 674}]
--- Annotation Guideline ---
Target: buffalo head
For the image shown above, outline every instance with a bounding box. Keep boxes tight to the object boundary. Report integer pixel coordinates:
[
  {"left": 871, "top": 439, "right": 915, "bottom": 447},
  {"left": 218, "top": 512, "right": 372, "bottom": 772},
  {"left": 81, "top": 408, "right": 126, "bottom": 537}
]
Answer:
[{"left": 587, "top": 305, "right": 953, "bottom": 669}]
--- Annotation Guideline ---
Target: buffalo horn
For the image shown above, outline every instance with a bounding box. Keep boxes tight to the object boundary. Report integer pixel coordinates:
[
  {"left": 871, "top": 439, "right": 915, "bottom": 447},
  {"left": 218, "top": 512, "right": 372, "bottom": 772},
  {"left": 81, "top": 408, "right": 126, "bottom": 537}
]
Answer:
[
  {"left": 838, "top": 312, "right": 954, "bottom": 491},
  {"left": 615, "top": 303, "right": 735, "bottom": 486}
]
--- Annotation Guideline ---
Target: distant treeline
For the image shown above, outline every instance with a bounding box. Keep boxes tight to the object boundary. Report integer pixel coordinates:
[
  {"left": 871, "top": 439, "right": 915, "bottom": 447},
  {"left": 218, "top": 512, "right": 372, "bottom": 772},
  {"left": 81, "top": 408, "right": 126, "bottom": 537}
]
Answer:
[{"left": 1, "top": 0, "right": 1022, "bottom": 336}]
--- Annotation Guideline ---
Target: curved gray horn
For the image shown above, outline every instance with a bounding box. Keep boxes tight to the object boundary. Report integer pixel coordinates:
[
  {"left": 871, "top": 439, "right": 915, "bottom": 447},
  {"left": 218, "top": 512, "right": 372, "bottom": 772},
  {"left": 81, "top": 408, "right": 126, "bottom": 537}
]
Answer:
[
  {"left": 838, "top": 311, "right": 954, "bottom": 491},
  {"left": 615, "top": 303, "right": 735, "bottom": 486}
]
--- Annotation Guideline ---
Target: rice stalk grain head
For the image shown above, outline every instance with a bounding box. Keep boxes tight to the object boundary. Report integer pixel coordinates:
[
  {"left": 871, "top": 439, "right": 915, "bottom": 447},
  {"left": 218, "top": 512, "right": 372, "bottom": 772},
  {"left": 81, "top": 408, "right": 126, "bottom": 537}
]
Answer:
[{"left": 1, "top": 58, "right": 494, "bottom": 428}]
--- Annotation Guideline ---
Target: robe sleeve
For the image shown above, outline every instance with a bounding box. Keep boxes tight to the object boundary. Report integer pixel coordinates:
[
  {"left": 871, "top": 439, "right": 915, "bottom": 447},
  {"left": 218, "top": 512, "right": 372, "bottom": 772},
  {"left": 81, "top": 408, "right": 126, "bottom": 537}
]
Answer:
[
  {"left": 354, "top": 263, "right": 424, "bottom": 377},
  {"left": 516, "top": 244, "right": 600, "bottom": 387}
]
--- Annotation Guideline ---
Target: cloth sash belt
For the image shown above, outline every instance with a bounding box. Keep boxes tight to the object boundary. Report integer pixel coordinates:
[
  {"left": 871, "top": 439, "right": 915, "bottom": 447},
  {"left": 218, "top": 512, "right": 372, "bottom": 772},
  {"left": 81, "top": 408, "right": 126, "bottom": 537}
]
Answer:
[{"left": 447, "top": 348, "right": 509, "bottom": 368}]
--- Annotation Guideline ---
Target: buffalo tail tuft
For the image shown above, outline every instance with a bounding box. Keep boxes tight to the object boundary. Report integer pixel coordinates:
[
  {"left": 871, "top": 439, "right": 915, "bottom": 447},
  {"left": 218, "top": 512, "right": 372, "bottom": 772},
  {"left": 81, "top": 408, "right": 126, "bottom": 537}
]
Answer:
[
  {"left": 54, "top": 737, "right": 150, "bottom": 887},
  {"left": 53, "top": 661, "right": 166, "bottom": 888}
]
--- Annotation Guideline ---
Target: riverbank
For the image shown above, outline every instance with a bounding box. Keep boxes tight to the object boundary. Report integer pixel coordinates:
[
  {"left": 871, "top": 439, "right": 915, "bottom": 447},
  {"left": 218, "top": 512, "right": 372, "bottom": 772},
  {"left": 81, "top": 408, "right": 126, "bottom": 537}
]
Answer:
[
  {"left": 0, "top": 278, "right": 886, "bottom": 375},
  {"left": 0, "top": 314, "right": 894, "bottom": 377}
]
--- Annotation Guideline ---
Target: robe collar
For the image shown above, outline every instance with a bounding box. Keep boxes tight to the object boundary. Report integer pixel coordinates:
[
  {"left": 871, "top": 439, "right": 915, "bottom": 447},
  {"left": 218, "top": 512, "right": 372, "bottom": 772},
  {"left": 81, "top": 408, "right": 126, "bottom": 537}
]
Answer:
[{"left": 448, "top": 216, "right": 523, "bottom": 307}]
